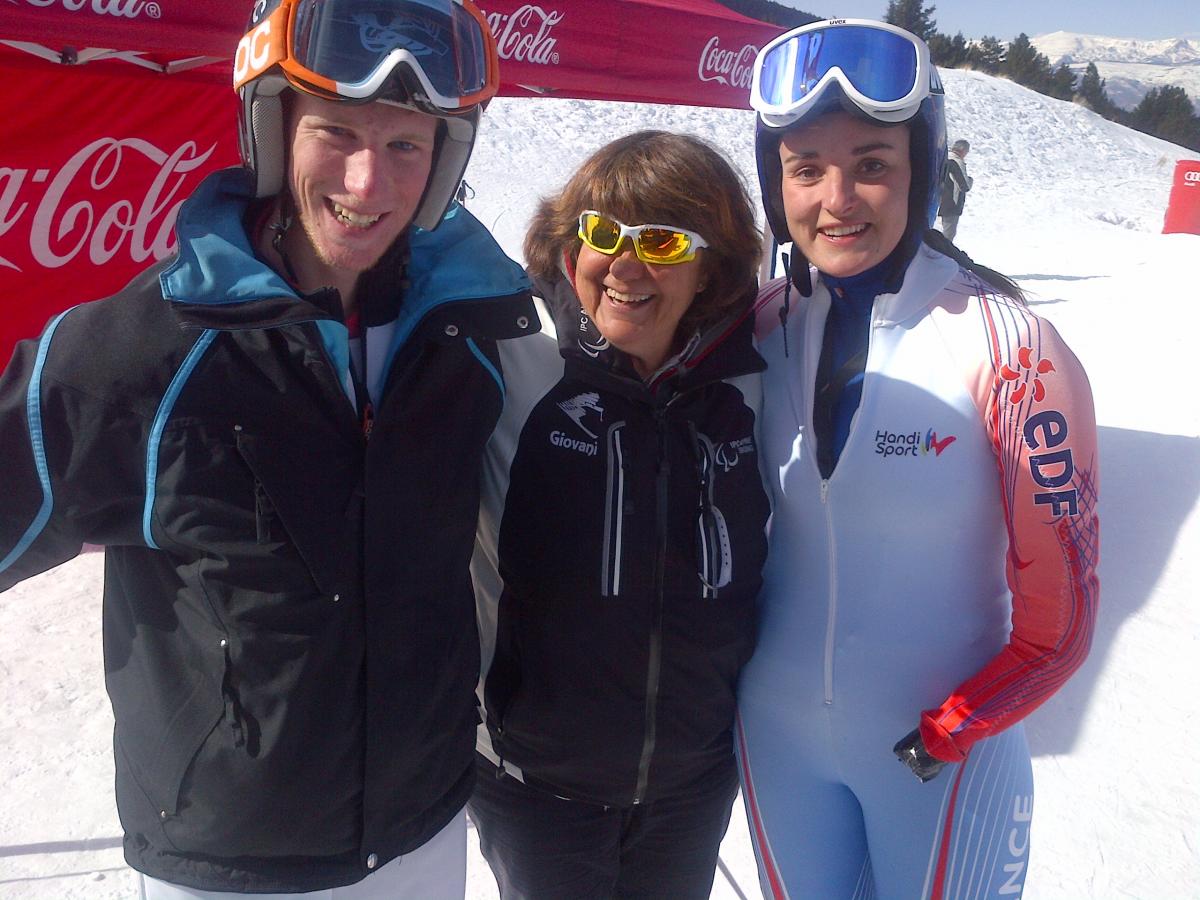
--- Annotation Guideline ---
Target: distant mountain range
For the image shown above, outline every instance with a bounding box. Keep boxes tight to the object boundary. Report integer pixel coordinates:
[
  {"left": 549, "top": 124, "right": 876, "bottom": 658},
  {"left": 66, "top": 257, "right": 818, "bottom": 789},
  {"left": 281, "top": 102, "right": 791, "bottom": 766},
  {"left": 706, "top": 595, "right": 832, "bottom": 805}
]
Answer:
[{"left": 1031, "top": 32, "right": 1200, "bottom": 113}]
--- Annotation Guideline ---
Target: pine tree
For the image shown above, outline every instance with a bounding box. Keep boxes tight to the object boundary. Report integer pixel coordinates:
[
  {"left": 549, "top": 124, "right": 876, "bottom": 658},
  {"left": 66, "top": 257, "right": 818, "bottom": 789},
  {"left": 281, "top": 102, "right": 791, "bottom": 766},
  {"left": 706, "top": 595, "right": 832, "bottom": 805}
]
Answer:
[
  {"left": 1077, "top": 62, "right": 1118, "bottom": 117},
  {"left": 1047, "top": 63, "right": 1077, "bottom": 101},
  {"left": 929, "top": 31, "right": 968, "bottom": 68},
  {"left": 966, "top": 36, "right": 1004, "bottom": 74},
  {"left": 884, "top": 0, "right": 938, "bottom": 42},
  {"left": 1130, "top": 85, "right": 1200, "bottom": 150},
  {"left": 1078, "top": 63, "right": 1104, "bottom": 104},
  {"left": 1004, "top": 34, "right": 1053, "bottom": 92}
]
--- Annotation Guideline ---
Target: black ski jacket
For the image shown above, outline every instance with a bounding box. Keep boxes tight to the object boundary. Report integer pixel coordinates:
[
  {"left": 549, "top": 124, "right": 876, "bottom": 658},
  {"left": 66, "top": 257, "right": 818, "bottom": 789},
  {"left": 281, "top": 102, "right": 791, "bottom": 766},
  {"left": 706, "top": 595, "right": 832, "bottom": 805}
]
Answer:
[
  {"left": 0, "top": 170, "right": 536, "bottom": 892},
  {"left": 938, "top": 153, "right": 972, "bottom": 216},
  {"left": 474, "top": 273, "right": 770, "bottom": 807}
]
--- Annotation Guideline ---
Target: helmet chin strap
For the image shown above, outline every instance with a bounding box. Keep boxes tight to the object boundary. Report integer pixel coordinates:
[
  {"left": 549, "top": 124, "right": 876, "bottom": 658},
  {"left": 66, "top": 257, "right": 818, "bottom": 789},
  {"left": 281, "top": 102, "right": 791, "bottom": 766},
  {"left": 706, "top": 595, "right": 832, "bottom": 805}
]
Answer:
[{"left": 268, "top": 192, "right": 301, "bottom": 287}]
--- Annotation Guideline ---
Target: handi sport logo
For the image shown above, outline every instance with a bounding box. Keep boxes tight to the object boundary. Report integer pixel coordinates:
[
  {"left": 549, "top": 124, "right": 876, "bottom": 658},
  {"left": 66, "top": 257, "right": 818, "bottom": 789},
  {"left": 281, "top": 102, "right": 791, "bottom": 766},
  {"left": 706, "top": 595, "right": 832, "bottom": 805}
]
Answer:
[{"left": 874, "top": 428, "right": 956, "bottom": 459}]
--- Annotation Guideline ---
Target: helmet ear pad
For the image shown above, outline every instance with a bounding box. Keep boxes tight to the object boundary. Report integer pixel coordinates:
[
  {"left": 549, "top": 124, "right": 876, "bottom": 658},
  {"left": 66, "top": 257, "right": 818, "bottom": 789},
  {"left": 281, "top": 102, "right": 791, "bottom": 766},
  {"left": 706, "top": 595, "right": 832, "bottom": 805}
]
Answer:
[
  {"left": 410, "top": 108, "right": 479, "bottom": 231},
  {"left": 239, "top": 73, "right": 290, "bottom": 199}
]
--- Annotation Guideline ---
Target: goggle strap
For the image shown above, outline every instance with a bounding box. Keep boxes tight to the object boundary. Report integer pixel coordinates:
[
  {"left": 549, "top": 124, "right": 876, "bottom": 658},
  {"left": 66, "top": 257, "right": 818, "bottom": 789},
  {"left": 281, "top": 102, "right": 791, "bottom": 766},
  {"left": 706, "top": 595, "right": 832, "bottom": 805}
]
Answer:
[
  {"left": 233, "top": 4, "right": 292, "bottom": 91},
  {"left": 461, "top": 0, "right": 502, "bottom": 106}
]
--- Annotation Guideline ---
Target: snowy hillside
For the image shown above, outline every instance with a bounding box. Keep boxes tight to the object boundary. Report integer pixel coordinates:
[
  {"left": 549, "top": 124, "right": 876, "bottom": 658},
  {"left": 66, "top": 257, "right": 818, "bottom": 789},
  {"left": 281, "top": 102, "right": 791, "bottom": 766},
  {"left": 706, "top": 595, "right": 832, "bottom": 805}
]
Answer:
[
  {"left": 1032, "top": 30, "right": 1200, "bottom": 112},
  {"left": 2, "top": 69, "right": 1199, "bottom": 899}
]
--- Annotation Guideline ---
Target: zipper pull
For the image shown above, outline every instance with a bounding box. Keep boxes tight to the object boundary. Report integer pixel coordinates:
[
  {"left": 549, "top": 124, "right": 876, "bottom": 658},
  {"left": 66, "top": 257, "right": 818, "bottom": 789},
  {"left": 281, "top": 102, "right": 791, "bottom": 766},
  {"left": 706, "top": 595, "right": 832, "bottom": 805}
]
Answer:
[
  {"left": 361, "top": 400, "right": 375, "bottom": 441},
  {"left": 820, "top": 479, "right": 830, "bottom": 504}
]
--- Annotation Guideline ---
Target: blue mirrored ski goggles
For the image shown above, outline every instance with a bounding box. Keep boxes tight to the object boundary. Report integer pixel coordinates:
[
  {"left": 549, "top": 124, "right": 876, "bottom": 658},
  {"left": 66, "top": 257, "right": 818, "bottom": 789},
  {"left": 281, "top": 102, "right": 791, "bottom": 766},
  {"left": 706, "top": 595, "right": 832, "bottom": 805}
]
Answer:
[{"left": 751, "top": 19, "right": 933, "bottom": 127}]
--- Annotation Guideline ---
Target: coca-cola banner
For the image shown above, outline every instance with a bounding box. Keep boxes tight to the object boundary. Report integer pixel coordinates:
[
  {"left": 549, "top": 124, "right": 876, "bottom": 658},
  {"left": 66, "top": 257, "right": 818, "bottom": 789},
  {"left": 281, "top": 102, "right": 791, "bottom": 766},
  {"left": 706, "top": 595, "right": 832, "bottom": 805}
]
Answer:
[
  {"left": 2, "top": 0, "right": 782, "bottom": 101},
  {"left": 0, "top": 57, "right": 240, "bottom": 365},
  {"left": 1, "top": 0, "right": 248, "bottom": 60},
  {"left": 479, "top": 1, "right": 781, "bottom": 108}
]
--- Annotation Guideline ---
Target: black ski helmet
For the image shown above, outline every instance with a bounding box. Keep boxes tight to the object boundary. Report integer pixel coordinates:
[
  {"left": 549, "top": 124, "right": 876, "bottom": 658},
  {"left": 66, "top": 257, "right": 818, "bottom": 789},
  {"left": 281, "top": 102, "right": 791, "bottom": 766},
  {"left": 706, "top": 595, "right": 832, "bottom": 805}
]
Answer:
[{"left": 751, "top": 20, "right": 947, "bottom": 294}]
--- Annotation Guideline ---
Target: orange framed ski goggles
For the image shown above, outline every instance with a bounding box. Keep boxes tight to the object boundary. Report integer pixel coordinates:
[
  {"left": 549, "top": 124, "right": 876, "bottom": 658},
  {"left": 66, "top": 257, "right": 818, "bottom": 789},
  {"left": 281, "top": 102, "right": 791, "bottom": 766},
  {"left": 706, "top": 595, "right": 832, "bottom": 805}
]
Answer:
[
  {"left": 578, "top": 211, "right": 710, "bottom": 266},
  {"left": 234, "top": 0, "right": 499, "bottom": 113}
]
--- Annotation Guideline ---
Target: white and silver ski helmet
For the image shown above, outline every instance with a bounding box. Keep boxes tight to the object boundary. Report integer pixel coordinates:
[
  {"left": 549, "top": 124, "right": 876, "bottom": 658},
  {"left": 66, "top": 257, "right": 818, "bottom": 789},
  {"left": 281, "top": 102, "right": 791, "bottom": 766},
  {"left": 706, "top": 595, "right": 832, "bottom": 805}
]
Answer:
[{"left": 233, "top": 0, "right": 499, "bottom": 231}]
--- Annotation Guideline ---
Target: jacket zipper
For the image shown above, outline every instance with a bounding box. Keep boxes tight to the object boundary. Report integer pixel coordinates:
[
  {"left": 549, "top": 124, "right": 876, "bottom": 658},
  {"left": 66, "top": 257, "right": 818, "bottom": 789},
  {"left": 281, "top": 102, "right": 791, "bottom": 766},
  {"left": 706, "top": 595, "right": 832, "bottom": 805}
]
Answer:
[{"left": 632, "top": 405, "right": 670, "bottom": 804}]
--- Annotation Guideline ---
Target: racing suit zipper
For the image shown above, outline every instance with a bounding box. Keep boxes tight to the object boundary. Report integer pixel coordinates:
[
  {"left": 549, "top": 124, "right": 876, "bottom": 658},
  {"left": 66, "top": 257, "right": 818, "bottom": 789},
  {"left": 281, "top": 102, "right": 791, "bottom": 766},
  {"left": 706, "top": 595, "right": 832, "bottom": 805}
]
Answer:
[
  {"left": 812, "top": 301, "right": 881, "bottom": 707},
  {"left": 820, "top": 479, "right": 837, "bottom": 706},
  {"left": 632, "top": 404, "right": 670, "bottom": 804}
]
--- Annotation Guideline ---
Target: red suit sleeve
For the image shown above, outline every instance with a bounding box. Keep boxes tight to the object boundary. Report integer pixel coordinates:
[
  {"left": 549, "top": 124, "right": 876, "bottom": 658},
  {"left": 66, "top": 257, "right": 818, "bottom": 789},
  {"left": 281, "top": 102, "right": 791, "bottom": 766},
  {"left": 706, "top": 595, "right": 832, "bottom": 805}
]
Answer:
[{"left": 920, "top": 298, "right": 1100, "bottom": 762}]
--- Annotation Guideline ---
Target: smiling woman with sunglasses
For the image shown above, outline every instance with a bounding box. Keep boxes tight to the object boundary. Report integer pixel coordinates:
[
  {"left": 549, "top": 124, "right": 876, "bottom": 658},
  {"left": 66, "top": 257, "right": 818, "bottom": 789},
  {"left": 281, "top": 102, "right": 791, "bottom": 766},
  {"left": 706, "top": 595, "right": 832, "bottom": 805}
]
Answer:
[
  {"left": 467, "top": 130, "right": 770, "bottom": 898},
  {"left": 737, "top": 20, "right": 1101, "bottom": 899}
]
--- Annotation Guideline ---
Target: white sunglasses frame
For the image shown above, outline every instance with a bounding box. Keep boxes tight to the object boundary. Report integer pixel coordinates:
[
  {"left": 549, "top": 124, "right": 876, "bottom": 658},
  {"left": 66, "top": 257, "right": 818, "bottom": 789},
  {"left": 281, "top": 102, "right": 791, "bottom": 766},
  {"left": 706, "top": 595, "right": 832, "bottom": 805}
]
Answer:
[{"left": 577, "top": 211, "right": 709, "bottom": 266}]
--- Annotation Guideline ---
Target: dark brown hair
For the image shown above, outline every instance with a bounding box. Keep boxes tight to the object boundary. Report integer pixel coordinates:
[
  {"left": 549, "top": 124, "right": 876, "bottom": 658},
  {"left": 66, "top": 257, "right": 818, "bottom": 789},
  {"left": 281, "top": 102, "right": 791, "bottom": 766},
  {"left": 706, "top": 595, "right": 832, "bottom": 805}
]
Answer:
[{"left": 524, "top": 130, "right": 762, "bottom": 333}]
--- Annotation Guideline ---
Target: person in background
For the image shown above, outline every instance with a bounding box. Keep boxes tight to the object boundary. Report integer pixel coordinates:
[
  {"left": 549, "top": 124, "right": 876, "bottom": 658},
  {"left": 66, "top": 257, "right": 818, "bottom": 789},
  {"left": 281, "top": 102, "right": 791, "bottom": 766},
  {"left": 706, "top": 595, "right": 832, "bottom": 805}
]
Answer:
[
  {"left": 468, "top": 130, "right": 771, "bottom": 899},
  {"left": 738, "top": 19, "right": 1099, "bottom": 899},
  {"left": 938, "top": 138, "right": 973, "bottom": 241},
  {"left": 0, "top": 1, "right": 535, "bottom": 896}
]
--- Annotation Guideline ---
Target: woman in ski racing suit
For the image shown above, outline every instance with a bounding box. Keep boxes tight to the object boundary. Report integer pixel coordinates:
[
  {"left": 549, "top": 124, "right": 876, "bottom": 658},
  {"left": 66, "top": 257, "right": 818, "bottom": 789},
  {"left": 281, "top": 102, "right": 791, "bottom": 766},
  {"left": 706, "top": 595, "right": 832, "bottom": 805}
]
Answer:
[
  {"left": 469, "top": 130, "right": 771, "bottom": 898},
  {"left": 736, "top": 20, "right": 1100, "bottom": 900}
]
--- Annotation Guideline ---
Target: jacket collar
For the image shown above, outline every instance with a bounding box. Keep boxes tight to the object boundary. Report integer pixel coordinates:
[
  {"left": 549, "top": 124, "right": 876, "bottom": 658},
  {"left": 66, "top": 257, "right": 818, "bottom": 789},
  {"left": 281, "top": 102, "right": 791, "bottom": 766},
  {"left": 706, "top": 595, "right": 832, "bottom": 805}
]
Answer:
[
  {"left": 160, "top": 167, "right": 533, "bottom": 339},
  {"left": 160, "top": 168, "right": 297, "bottom": 310},
  {"left": 812, "top": 242, "right": 960, "bottom": 328},
  {"left": 533, "top": 272, "right": 764, "bottom": 399}
]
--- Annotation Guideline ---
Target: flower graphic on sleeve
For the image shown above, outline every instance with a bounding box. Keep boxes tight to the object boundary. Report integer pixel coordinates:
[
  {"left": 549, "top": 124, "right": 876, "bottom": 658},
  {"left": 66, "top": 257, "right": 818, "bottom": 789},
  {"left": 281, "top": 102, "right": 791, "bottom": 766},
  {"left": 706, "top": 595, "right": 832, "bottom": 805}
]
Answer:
[{"left": 999, "top": 346, "right": 1055, "bottom": 404}]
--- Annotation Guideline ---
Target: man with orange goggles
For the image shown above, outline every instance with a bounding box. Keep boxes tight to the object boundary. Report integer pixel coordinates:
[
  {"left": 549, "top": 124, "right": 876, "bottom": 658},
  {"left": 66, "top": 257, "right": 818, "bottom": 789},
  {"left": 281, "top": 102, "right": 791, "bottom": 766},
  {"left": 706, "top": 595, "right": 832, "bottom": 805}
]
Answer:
[{"left": 0, "top": 1, "right": 538, "bottom": 898}]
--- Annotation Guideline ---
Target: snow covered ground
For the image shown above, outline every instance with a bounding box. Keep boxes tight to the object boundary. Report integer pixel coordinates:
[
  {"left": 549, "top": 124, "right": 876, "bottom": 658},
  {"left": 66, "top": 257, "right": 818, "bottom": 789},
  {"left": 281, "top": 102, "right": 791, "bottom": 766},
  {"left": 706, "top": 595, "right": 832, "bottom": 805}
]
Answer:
[{"left": 2, "top": 69, "right": 1198, "bottom": 898}]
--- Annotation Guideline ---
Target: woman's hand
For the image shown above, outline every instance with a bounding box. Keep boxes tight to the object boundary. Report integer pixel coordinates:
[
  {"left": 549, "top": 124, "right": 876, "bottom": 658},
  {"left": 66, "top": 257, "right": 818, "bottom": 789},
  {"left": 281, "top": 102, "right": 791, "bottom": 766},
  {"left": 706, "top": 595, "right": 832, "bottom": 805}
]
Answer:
[{"left": 893, "top": 728, "right": 947, "bottom": 783}]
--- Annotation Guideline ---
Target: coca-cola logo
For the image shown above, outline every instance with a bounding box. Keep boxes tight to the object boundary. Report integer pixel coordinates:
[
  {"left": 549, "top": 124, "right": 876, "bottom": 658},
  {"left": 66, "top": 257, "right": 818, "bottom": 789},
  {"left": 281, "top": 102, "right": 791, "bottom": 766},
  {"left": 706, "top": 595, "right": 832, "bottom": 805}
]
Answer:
[
  {"left": 483, "top": 4, "right": 562, "bottom": 66},
  {"left": 698, "top": 36, "right": 758, "bottom": 91},
  {"left": 4, "top": 0, "right": 162, "bottom": 19},
  {"left": 0, "top": 138, "right": 216, "bottom": 271}
]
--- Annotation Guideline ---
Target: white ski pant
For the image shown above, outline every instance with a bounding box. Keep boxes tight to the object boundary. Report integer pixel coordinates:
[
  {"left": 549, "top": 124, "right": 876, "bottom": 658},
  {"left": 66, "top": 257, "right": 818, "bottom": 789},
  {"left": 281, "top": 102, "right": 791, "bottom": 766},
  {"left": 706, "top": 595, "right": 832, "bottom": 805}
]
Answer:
[{"left": 139, "top": 809, "right": 466, "bottom": 899}]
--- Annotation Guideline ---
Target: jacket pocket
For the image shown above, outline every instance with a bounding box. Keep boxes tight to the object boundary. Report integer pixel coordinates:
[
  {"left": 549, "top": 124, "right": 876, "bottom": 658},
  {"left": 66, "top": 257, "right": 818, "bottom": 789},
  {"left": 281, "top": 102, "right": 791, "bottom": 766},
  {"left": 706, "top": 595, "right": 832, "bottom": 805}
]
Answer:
[
  {"left": 254, "top": 480, "right": 280, "bottom": 544},
  {"left": 114, "top": 676, "right": 225, "bottom": 849}
]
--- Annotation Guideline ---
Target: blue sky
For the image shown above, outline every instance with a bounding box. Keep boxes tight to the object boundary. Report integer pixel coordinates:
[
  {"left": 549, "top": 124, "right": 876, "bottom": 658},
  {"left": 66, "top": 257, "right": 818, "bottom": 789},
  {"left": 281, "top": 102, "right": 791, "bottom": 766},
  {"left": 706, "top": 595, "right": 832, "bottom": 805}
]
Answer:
[{"left": 772, "top": 0, "right": 1199, "bottom": 41}]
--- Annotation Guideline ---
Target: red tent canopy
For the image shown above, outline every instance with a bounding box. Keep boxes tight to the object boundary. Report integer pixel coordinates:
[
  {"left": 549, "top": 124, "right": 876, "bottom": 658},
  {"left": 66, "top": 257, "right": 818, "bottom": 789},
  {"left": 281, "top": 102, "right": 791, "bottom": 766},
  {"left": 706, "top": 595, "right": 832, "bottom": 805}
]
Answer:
[
  {"left": 1, "top": 1, "right": 779, "bottom": 104},
  {"left": 0, "top": 1, "right": 782, "bottom": 365}
]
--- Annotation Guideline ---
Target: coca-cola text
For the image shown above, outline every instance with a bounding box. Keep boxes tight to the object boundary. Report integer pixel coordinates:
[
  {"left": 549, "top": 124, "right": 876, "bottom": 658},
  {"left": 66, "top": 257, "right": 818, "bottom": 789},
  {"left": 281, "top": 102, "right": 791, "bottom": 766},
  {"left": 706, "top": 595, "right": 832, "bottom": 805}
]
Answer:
[
  {"left": 12, "top": 0, "right": 160, "bottom": 20},
  {"left": 698, "top": 36, "right": 758, "bottom": 90},
  {"left": 0, "top": 138, "right": 216, "bottom": 271},
  {"left": 484, "top": 4, "right": 562, "bottom": 65}
]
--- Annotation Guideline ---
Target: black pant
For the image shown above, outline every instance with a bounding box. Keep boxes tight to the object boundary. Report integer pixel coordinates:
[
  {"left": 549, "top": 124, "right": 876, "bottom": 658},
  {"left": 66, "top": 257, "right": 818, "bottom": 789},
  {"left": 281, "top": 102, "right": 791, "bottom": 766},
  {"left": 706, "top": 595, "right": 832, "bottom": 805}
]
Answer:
[{"left": 468, "top": 755, "right": 739, "bottom": 900}]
